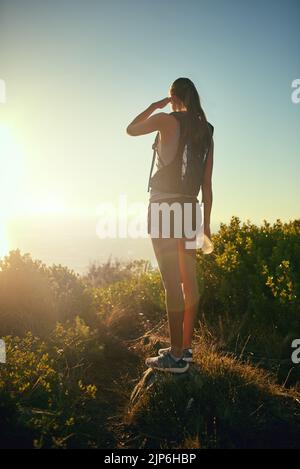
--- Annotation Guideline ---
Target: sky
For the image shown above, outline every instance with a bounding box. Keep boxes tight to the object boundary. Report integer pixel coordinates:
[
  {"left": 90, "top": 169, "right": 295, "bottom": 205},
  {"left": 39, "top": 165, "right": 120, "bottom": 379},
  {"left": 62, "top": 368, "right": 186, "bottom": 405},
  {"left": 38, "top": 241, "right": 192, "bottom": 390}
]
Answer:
[{"left": 0, "top": 0, "right": 299, "bottom": 271}]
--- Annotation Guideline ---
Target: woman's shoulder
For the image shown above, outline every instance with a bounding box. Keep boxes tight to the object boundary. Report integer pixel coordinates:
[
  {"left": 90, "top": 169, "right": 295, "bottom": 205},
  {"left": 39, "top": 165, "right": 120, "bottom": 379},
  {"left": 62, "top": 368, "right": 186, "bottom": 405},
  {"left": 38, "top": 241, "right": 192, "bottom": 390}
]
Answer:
[
  {"left": 161, "top": 112, "right": 181, "bottom": 133},
  {"left": 154, "top": 111, "right": 180, "bottom": 130}
]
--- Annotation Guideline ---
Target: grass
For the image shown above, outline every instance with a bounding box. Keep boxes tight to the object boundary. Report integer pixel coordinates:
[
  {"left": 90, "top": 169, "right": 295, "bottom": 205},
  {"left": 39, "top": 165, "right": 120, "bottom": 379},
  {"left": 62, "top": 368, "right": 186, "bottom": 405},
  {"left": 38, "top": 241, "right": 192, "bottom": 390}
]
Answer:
[{"left": 120, "top": 329, "right": 300, "bottom": 449}]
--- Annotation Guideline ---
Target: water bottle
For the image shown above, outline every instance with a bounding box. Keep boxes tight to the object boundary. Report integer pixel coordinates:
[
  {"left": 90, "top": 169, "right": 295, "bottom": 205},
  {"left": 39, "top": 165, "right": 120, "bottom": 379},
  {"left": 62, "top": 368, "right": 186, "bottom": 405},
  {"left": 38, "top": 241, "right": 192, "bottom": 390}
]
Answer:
[{"left": 201, "top": 233, "right": 214, "bottom": 254}]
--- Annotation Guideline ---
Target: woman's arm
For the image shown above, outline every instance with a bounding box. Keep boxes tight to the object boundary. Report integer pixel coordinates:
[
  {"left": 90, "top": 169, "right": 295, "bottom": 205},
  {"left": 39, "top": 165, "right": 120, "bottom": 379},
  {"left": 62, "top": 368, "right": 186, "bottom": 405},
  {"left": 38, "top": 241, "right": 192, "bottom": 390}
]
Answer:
[
  {"left": 126, "top": 98, "right": 171, "bottom": 136},
  {"left": 201, "top": 138, "right": 214, "bottom": 239}
]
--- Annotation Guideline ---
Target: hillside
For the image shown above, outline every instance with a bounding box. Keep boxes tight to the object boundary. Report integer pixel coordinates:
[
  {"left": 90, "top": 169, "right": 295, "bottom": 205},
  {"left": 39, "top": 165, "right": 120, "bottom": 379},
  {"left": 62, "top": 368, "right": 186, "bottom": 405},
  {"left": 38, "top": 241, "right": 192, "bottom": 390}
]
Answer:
[{"left": 0, "top": 216, "right": 300, "bottom": 448}]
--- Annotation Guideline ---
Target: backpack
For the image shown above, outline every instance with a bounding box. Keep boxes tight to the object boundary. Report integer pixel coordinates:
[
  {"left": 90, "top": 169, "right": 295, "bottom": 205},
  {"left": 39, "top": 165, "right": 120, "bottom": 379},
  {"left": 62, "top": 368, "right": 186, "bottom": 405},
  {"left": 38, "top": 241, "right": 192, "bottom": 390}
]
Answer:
[{"left": 147, "top": 111, "right": 214, "bottom": 197}]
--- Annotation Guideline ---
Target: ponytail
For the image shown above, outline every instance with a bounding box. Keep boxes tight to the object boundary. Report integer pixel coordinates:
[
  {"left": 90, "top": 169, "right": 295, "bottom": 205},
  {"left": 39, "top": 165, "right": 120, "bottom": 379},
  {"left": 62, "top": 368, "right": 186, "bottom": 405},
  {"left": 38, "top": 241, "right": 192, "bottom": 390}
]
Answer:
[{"left": 170, "top": 77, "right": 212, "bottom": 151}]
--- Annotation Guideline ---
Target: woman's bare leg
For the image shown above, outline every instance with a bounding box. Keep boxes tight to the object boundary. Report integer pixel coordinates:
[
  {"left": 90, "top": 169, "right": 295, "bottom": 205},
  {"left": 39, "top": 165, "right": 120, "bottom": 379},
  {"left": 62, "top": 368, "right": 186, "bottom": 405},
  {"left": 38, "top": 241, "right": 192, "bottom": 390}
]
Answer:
[
  {"left": 151, "top": 237, "right": 184, "bottom": 358},
  {"left": 178, "top": 238, "right": 200, "bottom": 349}
]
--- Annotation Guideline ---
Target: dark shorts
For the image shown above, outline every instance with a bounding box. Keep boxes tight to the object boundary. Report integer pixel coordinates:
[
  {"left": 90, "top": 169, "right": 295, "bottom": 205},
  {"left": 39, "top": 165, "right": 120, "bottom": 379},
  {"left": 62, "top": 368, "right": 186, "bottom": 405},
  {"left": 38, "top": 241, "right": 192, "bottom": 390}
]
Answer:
[{"left": 147, "top": 196, "right": 201, "bottom": 239}]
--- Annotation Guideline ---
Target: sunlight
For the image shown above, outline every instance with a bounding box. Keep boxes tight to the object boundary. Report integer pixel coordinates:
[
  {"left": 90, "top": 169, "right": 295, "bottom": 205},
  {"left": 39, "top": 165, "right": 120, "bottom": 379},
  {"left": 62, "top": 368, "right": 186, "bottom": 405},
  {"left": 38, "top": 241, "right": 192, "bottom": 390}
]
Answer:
[
  {"left": 0, "top": 124, "right": 66, "bottom": 217},
  {"left": 0, "top": 123, "right": 26, "bottom": 258},
  {"left": 0, "top": 123, "right": 25, "bottom": 219},
  {"left": 20, "top": 195, "right": 67, "bottom": 216}
]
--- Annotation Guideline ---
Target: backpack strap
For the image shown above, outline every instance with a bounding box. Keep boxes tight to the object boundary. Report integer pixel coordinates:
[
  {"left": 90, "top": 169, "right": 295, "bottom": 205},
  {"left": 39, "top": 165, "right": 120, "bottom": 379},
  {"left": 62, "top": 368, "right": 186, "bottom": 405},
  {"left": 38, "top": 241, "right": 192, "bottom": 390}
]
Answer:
[
  {"left": 201, "top": 123, "right": 214, "bottom": 202},
  {"left": 147, "top": 132, "right": 160, "bottom": 192}
]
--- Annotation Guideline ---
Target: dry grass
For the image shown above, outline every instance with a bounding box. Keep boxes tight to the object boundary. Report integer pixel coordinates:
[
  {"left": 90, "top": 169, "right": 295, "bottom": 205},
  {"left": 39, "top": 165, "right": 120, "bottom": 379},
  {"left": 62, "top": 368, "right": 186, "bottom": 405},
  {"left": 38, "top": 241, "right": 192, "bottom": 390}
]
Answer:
[{"left": 120, "top": 329, "right": 300, "bottom": 449}]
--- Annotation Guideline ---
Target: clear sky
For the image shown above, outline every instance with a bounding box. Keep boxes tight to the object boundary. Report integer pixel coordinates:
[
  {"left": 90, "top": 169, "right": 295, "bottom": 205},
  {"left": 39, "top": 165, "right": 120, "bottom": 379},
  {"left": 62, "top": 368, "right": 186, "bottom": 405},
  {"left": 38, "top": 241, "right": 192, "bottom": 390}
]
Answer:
[{"left": 0, "top": 0, "right": 299, "bottom": 270}]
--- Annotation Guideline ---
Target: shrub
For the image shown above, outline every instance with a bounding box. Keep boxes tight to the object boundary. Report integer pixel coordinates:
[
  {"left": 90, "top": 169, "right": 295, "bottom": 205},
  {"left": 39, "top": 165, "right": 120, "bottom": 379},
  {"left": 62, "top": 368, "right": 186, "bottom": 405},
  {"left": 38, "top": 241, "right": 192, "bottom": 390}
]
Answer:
[
  {"left": 0, "top": 250, "right": 97, "bottom": 336},
  {"left": 196, "top": 217, "right": 300, "bottom": 359},
  {"left": 83, "top": 257, "right": 153, "bottom": 288},
  {"left": 95, "top": 271, "right": 165, "bottom": 340},
  {"left": 0, "top": 317, "right": 138, "bottom": 448}
]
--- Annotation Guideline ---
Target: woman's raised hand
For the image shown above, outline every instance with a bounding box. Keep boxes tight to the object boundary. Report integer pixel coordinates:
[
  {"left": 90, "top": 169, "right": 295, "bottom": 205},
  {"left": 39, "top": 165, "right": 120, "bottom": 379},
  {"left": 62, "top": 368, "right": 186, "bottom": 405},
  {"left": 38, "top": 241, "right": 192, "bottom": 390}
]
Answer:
[{"left": 152, "top": 97, "right": 171, "bottom": 109}]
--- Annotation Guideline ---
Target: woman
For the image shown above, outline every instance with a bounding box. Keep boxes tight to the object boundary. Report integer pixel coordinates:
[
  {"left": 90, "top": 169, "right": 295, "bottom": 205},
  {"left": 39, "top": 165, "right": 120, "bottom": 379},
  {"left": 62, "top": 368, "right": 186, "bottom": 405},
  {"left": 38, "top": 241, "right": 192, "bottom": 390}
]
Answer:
[{"left": 126, "top": 77, "right": 214, "bottom": 373}]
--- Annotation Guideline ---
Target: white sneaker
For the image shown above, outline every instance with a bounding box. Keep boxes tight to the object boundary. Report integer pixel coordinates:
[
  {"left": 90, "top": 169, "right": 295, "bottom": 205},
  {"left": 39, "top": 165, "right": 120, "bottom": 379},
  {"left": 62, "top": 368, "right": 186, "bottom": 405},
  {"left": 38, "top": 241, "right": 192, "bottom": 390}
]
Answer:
[
  {"left": 145, "top": 351, "right": 189, "bottom": 373},
  {"left": 158, "top": 347, "right": 193, "bottom": 362}
]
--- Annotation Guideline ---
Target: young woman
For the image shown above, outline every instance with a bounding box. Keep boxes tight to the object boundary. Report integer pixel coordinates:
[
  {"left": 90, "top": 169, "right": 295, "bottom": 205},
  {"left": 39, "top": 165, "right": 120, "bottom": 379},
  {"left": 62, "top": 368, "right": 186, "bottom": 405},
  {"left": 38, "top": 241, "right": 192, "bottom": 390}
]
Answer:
[{"left": 126, "top": 77, "right": 214, "bottom": 373}]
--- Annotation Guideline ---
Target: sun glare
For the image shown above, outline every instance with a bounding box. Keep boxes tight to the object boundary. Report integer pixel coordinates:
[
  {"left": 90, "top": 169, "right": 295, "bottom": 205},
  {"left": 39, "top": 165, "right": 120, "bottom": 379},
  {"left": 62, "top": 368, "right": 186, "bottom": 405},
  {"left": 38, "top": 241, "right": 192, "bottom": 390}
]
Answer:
[
  {"left": 0, "top": 124, "right": 67, "bottom": 218},
  {"left": 21, "top": 195, "right": 67, "bottom": 216},
  {"left": 0, "top": 123, "right": 25, "bottom": 219}
]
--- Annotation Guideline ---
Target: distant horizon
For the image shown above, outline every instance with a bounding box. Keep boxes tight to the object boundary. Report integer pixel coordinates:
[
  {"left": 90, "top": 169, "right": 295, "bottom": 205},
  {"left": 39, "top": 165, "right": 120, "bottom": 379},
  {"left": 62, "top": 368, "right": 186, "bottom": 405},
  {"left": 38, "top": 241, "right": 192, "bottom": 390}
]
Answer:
[{"left": 2, "top": 213, "right": 298, "bottom": 275}]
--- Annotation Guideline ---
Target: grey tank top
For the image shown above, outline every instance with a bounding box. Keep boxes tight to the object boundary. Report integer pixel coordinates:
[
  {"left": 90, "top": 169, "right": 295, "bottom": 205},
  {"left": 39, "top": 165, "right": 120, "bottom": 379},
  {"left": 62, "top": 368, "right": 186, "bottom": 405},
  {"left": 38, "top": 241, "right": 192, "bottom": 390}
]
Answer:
[{"left": 149, "top": 120, "right": 197, "bottom": 202}]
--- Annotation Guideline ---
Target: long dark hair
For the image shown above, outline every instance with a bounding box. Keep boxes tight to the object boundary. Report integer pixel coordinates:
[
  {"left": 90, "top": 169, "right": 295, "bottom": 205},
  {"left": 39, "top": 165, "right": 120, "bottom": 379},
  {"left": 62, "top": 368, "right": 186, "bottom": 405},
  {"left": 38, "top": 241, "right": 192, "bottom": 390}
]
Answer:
[{"left": 169, "top": 77, "right": 212, "bottom": 149}]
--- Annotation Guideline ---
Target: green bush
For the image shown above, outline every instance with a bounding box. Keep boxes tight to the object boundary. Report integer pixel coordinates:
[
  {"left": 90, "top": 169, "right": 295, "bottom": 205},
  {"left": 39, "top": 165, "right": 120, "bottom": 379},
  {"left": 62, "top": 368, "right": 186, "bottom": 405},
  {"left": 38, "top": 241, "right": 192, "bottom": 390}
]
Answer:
[
  {"left": 94, "top": 270, "right": 165, "bottom": 340},
  {"left": 196, "top": 217, "right": 300, "bottom": 358},
  {"left": 84, "top": 258, "right": 152, "bottom": 288},
  {"left": 0, "top": 250, "right": 97, "bottom": 336},
  {"left": 0, "top": 317, "right": 138, "bottom": 448}
]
